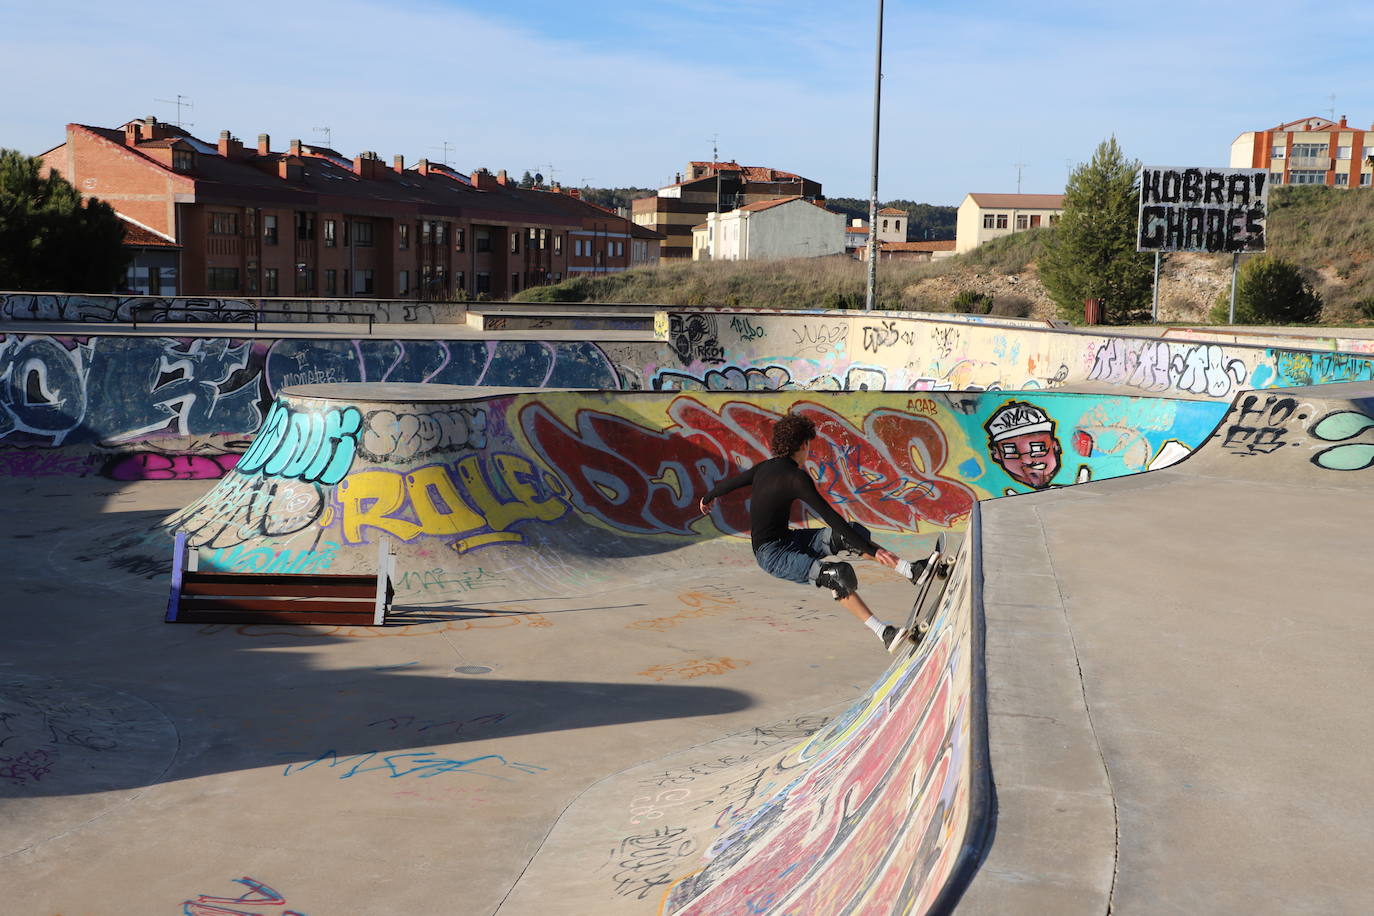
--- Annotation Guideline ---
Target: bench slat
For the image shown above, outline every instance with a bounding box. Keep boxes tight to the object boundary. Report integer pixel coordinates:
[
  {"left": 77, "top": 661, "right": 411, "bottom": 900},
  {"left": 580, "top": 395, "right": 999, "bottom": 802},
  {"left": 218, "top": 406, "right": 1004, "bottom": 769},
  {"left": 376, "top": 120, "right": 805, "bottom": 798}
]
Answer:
[
  {"left": 176, "top": 609, "right": 382, "bottom": 626},
  {"left": 179, "top": 597, "right": 376, "bottom": 613},
  {"left": 185, "top": 572, "right": 376, "bottom": 586},
  {"left": 182, "top": 580, "right": 376, "bottom": 599}
]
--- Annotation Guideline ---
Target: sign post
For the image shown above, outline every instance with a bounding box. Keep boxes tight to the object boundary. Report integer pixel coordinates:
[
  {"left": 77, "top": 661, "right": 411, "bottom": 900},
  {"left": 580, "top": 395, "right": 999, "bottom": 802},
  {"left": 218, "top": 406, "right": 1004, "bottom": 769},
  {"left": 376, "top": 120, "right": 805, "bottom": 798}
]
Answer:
[{"left": 1137, "top": 166, "right": 1268, "bottom": 324}]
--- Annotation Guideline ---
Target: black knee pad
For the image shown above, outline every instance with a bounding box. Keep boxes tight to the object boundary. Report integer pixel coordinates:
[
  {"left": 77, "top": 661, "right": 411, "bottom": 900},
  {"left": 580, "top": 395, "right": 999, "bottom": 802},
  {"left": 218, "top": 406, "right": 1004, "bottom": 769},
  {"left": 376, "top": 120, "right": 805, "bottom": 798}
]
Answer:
[{"left": 816, "top": 560, "right": 858, "bottom": 599}]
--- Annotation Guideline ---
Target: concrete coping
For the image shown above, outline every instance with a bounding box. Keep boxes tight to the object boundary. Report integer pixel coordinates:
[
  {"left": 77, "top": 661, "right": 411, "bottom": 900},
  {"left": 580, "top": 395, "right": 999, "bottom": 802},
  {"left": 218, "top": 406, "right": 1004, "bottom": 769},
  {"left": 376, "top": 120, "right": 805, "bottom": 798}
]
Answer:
[{"left": 279, "top": 383, "right": 577, "bottom": 402}]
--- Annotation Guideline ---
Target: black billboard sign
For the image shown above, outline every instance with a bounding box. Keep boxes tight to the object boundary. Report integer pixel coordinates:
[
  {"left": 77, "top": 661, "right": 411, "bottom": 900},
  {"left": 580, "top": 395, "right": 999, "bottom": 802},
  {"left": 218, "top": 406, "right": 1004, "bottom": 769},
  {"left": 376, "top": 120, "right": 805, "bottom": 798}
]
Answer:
[{"left": 1137, "top": 167, "right": 1267, "bottom": 253}]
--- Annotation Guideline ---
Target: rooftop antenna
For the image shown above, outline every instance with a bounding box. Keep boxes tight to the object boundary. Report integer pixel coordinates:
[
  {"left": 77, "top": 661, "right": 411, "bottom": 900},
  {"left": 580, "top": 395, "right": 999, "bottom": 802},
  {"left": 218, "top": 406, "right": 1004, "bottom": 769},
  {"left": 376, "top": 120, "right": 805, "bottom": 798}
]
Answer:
[
  {"left": 711, "top": 132, "right": 719, "bottom": 163},
  {"left": 1013, "top": 161, "right": 1027, "bottom": 194},
  {"left": 154, "top": 95, "right": 194, "bottom": 128},
  {"left": 313, "top": 126, "right": 332, "bottom": 148},
  {"left": 529, "top": 163, "right": 558, "bottom": 186},
  {"left": 430, "top": 141, "right": 455, "bottom": 166},
  {"left": 1326, "top": 93, "right": 1337, "bottom": 121}
]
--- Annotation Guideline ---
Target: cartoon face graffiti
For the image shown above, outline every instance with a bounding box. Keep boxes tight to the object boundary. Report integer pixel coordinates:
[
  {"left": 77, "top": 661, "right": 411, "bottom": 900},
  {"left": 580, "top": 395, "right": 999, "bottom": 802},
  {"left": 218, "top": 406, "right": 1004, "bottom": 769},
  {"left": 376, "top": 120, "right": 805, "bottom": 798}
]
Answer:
[{"left": 984, "top": 400, "right": 1062, "bottom": 489}]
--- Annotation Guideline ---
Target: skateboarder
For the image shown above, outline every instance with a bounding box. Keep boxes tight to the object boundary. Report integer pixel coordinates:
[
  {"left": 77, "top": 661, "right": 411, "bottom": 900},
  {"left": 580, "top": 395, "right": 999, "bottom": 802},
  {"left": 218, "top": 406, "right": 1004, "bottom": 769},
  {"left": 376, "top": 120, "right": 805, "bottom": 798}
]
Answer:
[{"left": 698, "top": 412, "right": 932, "bottom": 653}]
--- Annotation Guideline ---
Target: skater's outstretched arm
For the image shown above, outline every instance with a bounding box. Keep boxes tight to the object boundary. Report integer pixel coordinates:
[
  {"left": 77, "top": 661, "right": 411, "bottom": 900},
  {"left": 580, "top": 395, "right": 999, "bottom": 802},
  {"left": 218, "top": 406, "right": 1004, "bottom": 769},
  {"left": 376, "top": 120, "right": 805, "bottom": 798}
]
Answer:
[{"left": 698, "top": 463, "right": 758, "bottom": 514}]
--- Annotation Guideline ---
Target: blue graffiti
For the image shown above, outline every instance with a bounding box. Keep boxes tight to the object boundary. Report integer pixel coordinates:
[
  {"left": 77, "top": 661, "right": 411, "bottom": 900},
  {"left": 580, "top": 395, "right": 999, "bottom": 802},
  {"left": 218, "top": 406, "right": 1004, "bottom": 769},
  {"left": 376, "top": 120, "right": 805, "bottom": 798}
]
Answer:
[{"left": 236, "top": 402, "right": 361, "bottom": 485}]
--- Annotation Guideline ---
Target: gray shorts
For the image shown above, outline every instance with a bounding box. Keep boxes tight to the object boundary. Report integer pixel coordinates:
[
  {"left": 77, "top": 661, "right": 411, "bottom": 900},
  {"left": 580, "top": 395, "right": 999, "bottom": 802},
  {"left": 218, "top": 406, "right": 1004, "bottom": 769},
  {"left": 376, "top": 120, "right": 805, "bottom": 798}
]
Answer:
[{"left": 754, "top": 523, "right": 871, "bottom": 585}]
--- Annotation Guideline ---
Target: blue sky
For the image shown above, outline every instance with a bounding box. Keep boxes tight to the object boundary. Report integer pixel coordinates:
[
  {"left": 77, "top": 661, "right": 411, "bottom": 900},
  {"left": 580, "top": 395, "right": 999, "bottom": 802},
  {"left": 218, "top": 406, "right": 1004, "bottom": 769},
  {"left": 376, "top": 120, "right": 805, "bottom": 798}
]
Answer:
[{"left": 6, "top": 0, "right": 1374, "bottom": 205}]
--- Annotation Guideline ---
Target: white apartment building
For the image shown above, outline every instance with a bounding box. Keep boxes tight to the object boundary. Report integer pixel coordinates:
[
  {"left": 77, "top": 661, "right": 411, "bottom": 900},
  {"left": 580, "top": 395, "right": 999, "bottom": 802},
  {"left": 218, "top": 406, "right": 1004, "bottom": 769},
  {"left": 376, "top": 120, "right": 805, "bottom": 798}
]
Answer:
[
  {"left": 692, "top": 196, "right": 845, "bottom": 261},
  {"left": 955, "top": 193, "right": 1063, "bottom": 253}
]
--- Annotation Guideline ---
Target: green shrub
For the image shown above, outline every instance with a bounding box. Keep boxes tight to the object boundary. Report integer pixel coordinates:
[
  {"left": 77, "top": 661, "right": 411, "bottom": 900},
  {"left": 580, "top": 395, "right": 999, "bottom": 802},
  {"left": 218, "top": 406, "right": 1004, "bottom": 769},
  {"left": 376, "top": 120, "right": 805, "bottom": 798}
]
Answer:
[
  {"left": 1354, "top": 296, "right": 1374, "bottom": 320},
  {"left": 989, "top": 295, "right": 1034, "bottom": 318},
  {"left": 1209, "top": 255, "right": 1323, "bottom": 325},
  {"left": 951, "top": 289, "right": 992, "bottom": 314}
]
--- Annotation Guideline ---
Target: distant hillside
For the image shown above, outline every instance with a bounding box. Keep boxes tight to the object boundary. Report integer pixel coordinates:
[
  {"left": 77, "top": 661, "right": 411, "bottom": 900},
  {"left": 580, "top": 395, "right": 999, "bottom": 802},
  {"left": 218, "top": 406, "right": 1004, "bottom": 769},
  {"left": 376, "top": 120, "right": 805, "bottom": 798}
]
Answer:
[
  {"left": 513, "top": 187, "right": 1374, "bottom": 324},
  {"left": 823, "top": 198, "right": 957, "bottom": 241}
]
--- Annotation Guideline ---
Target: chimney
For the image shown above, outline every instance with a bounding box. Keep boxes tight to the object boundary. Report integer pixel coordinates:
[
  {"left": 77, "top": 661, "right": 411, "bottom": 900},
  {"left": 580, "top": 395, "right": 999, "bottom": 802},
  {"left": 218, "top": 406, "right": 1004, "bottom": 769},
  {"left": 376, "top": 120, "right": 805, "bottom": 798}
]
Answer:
[
  {"left": 416, "top": 158, "right": 431, "bottom": 176},
  {"left": 496, "top": 169, "right": 509, "bottom": 186},
  {"left": 289, "top": 139, "right": 302, "bottom": 157},
  {"left": 217, "top": 130, "right": 245, "bottom": 159},
  {"left": 257, "top": 133, "right": 270, "bottom": 156},
  {"left": 279, "top": 159, "right": 303, "bottom": 182},
  {"left": 567, "top": 188, "right": 580, "bottom": 199},
  {"left": 393, "top": 154, "right": 405, "bottom": 174},
  {"left": 1340, "top": 115, "right": 1348, "bottom": 128},
  {"left": 124, "top": 121, "right": 142, "bottom": 145},
  {"left": 352, "top": 152, "right": 382, "bottom": 180},
  {"left": 551, "top": 182, "right": 561, "bottom": 192}
]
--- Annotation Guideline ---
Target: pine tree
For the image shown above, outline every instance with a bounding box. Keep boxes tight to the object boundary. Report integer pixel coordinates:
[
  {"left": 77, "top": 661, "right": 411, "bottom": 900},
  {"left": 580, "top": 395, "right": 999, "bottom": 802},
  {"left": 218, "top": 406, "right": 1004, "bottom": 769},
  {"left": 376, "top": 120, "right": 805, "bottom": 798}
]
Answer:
[
  {"left": 1038, "top": 137, "right": 1154, "bottom": 323},
  {"left": 0, "top": 149, "right": 129, "bottom": 292}
]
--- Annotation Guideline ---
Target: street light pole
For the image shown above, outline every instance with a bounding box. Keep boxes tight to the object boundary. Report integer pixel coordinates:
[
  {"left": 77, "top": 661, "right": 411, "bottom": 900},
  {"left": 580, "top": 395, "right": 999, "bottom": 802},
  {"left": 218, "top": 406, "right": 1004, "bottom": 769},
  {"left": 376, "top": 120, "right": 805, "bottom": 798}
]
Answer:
[{"left": 865, "top": 0, "right": 884, "bottom": 312}]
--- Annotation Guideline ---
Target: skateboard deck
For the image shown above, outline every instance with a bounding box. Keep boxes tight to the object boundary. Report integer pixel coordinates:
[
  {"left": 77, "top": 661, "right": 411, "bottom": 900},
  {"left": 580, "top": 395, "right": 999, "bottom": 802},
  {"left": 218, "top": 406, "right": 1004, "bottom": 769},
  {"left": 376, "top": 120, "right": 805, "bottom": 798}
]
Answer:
[{"left": 903, "top": 533, "right": 954, "bottom": 645}]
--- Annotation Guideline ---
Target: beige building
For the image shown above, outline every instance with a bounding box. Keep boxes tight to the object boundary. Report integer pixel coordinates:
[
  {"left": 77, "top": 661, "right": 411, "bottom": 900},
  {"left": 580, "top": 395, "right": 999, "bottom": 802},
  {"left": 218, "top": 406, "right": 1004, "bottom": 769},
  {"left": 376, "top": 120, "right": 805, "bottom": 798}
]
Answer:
[
  {"left": 1230, "top": 115, "right": 1374, "bottom": 188},
  {"left": 691, "top": 196, "right": 844, "bottom": 261},
  {"left": 955, "top": 193, "right": 1063, "bottom": 253},
  {"left": 843, "top": 208, "right": 908, "bottom": 256}
]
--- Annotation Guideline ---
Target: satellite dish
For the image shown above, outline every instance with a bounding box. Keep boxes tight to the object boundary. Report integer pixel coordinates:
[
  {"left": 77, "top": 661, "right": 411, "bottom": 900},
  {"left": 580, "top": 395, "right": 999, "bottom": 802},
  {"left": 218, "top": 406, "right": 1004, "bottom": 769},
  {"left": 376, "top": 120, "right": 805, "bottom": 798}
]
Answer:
[{"left": 535, "top": 172, "right": 543, "bottom": 184}]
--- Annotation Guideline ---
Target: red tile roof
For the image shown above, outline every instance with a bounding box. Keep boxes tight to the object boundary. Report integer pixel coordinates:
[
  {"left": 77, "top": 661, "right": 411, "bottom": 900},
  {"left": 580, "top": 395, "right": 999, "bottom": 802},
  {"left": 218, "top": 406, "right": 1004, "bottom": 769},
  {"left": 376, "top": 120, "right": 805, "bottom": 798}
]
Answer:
[
  {"left": 966, "top": 193, "right": 1064, "bottom": 209},
  {"left": 734, "top": 196, "right": 834, "bottom": 215},
  {"left": 117, "top": 216, "right": 180, "bottom": 248},
  {"left": 881, "top": 240, "right": 955, "bottom": 252},
  {"left": 877, "top": 207, "right": 907, "bottom": 215}
]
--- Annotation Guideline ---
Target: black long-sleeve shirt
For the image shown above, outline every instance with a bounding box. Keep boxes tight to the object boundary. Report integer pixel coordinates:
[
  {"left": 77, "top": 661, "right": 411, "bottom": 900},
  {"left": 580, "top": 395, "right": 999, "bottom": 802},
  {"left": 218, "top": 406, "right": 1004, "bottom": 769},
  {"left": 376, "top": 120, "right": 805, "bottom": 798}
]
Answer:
[{"left": 702, "top": 456, "right": 883, "bottom": 555}]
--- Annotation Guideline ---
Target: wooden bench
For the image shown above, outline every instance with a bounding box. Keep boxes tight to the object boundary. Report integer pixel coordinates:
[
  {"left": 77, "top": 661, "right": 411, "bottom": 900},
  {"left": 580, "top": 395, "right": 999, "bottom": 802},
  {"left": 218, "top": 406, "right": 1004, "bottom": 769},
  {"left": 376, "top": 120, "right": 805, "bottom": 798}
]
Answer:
[{"left": 165, "top": 532, "right": 395, "bottom": 626}]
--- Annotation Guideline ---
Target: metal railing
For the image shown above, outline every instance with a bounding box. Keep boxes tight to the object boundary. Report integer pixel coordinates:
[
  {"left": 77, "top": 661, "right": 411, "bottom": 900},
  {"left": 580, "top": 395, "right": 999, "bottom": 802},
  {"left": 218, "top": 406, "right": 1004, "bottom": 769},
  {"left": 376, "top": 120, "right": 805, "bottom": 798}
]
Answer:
[{"left": 130, "top": 301, "right": 374, "bottom": 333}]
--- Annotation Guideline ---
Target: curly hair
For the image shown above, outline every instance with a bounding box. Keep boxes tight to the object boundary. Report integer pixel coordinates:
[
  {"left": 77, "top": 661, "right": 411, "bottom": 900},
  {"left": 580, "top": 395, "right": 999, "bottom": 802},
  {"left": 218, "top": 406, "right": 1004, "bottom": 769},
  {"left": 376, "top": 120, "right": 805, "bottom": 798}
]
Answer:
[{"left": 771, "top": 413, "right": 816, "bottom": 457}]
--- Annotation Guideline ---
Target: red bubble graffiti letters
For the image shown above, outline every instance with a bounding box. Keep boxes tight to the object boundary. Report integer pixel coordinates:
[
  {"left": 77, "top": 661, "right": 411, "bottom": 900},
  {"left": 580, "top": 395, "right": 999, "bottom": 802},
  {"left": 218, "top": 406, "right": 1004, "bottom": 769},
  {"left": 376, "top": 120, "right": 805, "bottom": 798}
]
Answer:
[{"left": 519, "top": 398, "right": 975, "bottom": 538}]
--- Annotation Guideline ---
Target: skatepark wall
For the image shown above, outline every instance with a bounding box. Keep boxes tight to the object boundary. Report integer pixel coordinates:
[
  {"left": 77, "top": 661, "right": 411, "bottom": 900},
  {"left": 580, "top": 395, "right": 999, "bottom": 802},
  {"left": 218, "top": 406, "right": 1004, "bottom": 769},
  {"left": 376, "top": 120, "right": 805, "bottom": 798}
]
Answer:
[
  {"left": 648, "top": 309, "right": 1374, "bottom": 397},
  {"left": 4, "top": 307, "right": 1374, "bottom": 480},
  {"left": 0, "top": 292, "right": 466, "bottom": 325},
  {"left": 165, "top": 386, "right": 1224, "bottom": 603}
]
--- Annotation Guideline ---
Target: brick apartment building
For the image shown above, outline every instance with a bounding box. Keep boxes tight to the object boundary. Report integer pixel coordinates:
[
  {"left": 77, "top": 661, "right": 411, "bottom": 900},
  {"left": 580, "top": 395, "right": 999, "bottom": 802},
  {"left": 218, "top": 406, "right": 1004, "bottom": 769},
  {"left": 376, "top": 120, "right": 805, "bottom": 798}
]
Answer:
[
  {"left": 1230, "top": 115, "right": 1374, "bottom": 188},
  {"left": 40, "top": 117, "right": 663, "bottom": 298},
  {"left": 632, "top": 160, "right": 823, "bottom": 259}
]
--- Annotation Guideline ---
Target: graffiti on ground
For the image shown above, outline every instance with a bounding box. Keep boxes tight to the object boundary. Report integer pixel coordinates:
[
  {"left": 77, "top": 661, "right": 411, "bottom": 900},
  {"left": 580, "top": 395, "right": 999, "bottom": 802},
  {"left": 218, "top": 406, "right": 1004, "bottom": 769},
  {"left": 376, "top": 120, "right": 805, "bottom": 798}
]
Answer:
[{"left": 180, "top": 875, "right": 307, "bottom": 916}]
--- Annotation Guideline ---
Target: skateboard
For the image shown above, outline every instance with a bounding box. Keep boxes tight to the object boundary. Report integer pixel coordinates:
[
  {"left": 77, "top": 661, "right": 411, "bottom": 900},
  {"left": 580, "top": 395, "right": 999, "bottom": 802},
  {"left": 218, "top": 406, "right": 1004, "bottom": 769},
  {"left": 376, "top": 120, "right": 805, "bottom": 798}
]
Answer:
[{"left": 902, "top": 533, "right": 955, "bottom": 646}]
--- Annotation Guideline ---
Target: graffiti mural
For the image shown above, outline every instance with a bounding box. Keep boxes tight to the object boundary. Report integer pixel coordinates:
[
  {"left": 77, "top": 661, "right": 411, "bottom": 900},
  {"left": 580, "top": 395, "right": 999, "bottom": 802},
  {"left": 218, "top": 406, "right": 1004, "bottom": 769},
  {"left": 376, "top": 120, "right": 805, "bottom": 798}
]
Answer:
[
  {"left": 1310, "top": 408, "right": 1374, "bottom": 471},
  {"left": 0, "top": 333, "right": 623, "bottom": 478},
  {"left": 983, "top": 400, "right": 1063, "bottom": 489},
  {"left": 235, "top": 402, "right": 362, "bottom": 485}
]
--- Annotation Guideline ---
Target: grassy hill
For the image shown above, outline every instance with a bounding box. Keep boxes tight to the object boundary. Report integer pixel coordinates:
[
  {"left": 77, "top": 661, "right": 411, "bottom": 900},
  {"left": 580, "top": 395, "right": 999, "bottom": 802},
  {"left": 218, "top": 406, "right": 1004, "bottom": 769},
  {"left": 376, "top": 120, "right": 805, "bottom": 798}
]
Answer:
[{"left": 515, "top": 187, "right": 1374, "bottom": 323}]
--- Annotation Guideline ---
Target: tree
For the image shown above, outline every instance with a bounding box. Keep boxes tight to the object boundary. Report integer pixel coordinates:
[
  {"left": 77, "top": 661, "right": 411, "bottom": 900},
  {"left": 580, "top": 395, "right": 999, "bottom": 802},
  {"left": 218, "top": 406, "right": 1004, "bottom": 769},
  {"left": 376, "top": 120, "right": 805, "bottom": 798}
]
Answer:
[
  {"left": 0, "top": 149, "right": 129, "bottom": 292},
  {"left": 1209, "top": 255, "right": 1323, "bottom": 325},
  {"left": 1038, "top": 137, "right": 1154, "bottom": 323}
]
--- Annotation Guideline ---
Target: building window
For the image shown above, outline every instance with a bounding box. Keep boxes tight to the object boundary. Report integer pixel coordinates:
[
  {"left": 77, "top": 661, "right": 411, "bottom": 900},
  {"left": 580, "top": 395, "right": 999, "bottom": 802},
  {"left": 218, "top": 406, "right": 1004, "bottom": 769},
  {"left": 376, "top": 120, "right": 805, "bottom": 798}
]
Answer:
[
  {"left": 1362, "top": 173, "right": 1372, "bottom": 187},
  {"left": 325, "top": 269, "right": 337, "bottom": 295},
  {"left": 210, "top": 212, "right": 238, "bottom": 235},
  {"left": 1271, "top": 172, "right": 1284, "bottom": 185},
  {"left": 398, "top": 270, "right": 410, "bottom": 295},
  {"left": 1291, "top": 142, "right": 1328, "bottom": 159},
  {"left": 476, "top": 229, "right": 491, "bottom": 252},
  {"left": 454, "top": 271, "right": 465, "bottom": 294},
  {"left": 511, "top": 273, "right": 520, "bottom": 294},
  {"left": 882, "top": 220, "right": 888, "bottom": 230},
  {"left": 1364, "top": 146, "right": 1373, "bottom": 161},
  {"left": 435, "top": 266, "right": 446, "bottom": 293},
  {"left": 324, "top": 220, "right": 336, "bottom": 247},
  {"left": 1015, "top": 214, "right": 1029, "bottom": 230},
  {"left": 263, "top": 215, "right": 278, "bottom": 245},
  {"left": 264, "top": 268, "right": 278, "bottom": 296},
  {"left": 434, "top": 223, "right": 446, "bottom": 246},
  {"left": 173, "top": 149, "right": 194, "bottom": 172},
  {"left": 295, "top": 267, "right": 314, "bottom": 295},
  {"left": 1271, "top": 147, "right": 1285, "bottom": 158},
  {"left": 354, "top": 269, "right": 374, "bottom": 294},
  {"left": 1048, "top": 215, "right": 1060, "bottom": 226},
  {"left": 510, "top": 233, "right": 519, "bottom": 254},
  {"left": 475, "top": 272, "right": 491, "bottom": 295},
  {"left": 296, "top": 212, "right": 315, "bottom": 241},
  {"left": 352, "top": 221, "right": 374, "bottom": 247},
  {"left": 455, "top": 227, "right": 465, "bottom": 252},
  {"left": 398, "top": 224, "right": 409, "bottom": 249},
  {"left": 1288, "top": 170, "right": 1326, "bottom": 185},
  {"left": 1337, "top": 146, "right": 1351, "bottom": 160},
  {"left": 421, "top": 221, "right": 432, "bottom": 245},
  {"left": 246, "top": 269, "right": 258, "bottom": 294},
  {"left": 982, "top": 214, "right": 995, "bottom": 229},
  {"left": 1336, "top": 173, "right": 1349, "bottom": 186},
  {"left": 539, "top": 228, "right": 547, "bottom": 250},
  {"left": 554, "top": 234, "right": 562, "bottom": 255},
  {"left": 207, "top": 267, "right": 239, "bottom": 292}
]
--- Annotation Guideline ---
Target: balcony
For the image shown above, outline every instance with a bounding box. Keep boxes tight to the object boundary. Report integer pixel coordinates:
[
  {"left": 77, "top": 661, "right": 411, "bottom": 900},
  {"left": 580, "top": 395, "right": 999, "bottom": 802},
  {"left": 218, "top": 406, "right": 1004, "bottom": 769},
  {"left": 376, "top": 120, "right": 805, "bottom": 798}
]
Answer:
[{"left": 1288, "top": 156, "right": 1332, "bottom": 170}]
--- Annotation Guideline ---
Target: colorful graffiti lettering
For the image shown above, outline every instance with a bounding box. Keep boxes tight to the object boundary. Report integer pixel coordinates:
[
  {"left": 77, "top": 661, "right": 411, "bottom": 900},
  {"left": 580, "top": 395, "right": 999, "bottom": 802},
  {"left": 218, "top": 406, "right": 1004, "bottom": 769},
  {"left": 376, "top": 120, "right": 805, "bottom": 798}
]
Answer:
[
  {"left": 236, "top": 402, "right": 361, "bottom": 485},
  {"left": 638, "top": 658, "right": 750, "bottom": 681},
  {"left": 106, "top": 453, "right": 241, "bottom": 480},
  {"left": 180, "top": 876, "right": 307, "bottom": 916},
  {"left": 1088, "top": 338, "right": 1247, "bottom": 397},
  {"left": 358, "top": 406, "right": 487, "bottom": 461},
  {"left": 1221, "top": 394, "right": 1308, "bottom": 457},
  {"left": 168, "top": 473, "right": 324, "bottom": 549},
  {"left": 200, "top": 541, "right": 341, "bottom": 574},
  {"left": 521, "top": 398, "right": 976, "bottom": 539},
  {"left": 336, "top": 453, "right": 568, "bottom": 550},
  {"left": 282, "top": 748, "right": 546, "bottom": 780}
]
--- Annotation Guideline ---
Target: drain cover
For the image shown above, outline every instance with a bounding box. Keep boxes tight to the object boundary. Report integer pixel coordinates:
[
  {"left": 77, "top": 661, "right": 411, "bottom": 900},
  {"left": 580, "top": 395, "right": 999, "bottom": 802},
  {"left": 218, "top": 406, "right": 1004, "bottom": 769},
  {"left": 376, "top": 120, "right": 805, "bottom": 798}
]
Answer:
[{"left": 453, "top": 666, "right": 493, "bottom": 675}]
